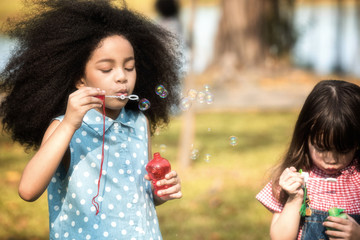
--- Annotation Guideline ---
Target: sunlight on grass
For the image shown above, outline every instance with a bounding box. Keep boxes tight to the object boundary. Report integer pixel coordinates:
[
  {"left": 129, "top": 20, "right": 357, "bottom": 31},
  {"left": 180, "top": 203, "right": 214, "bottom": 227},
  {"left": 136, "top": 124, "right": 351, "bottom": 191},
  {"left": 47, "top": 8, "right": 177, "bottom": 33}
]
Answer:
[
  {"left": 0, "top": 110, "right": 298, "bottom": 239},
  {"left": 0, "top": 135, "right": 48, "bottom": 240},
  {"left": 153, "top": 111, "right": 297, "bottom": 239}
]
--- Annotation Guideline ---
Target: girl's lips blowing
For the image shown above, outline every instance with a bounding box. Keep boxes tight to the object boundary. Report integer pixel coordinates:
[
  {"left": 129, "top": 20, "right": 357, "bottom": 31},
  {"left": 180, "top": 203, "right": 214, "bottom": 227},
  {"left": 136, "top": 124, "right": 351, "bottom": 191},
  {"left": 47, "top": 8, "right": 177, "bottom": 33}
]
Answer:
[
  {"left": 323, "top": 167, "right": 339, "bottom": 174},
  {"left": 115, "top": 92, "right": 128, "bottom": 97}
]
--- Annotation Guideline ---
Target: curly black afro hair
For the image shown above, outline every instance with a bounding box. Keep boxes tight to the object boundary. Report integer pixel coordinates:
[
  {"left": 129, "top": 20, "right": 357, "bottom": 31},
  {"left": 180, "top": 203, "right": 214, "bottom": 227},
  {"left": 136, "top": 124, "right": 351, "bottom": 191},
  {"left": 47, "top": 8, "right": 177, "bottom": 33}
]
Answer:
[{"left": 0, "top": 0, "right": 183, "bottom": 150}]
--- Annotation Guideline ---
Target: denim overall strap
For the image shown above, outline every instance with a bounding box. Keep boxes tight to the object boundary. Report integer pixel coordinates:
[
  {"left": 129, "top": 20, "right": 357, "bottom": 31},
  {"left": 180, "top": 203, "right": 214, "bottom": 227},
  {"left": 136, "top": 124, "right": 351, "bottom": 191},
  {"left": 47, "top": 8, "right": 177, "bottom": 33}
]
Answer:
[{"left": 301, "top": 209, "right": 360, "bottom": 240}]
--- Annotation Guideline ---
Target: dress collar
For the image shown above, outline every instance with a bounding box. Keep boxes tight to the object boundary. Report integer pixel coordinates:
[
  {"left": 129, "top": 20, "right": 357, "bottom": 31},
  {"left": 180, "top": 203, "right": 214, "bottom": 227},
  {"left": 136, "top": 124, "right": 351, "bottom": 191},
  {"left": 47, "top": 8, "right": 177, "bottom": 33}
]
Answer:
[{"left": 82, "top": 108, "right": 135, "bottom": 136}]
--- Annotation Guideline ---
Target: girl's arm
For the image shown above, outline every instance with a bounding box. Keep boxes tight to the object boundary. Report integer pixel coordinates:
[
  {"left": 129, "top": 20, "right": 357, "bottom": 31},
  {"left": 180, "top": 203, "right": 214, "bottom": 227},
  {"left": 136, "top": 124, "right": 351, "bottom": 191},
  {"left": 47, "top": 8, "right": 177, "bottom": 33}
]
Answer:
[
  {"left": 18, "top": 87, "right": 105, "bottom": 201},
  {"left": 18, "top": 119, "right": 75, "bottom": 201},
  {"left": 270, "top": 167, "right": 304, "bottom": 240}
]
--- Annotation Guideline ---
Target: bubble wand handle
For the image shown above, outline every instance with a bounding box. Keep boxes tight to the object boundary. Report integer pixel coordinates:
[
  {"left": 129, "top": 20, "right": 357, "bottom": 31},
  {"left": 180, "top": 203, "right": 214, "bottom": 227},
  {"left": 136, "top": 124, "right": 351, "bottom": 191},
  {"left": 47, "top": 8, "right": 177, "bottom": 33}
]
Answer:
[
  {"left": 308, "top": 177, "right": 337, "bottom": 183},
  {"left": 300, "top": 171, "right": 337, "bottom": 183}
]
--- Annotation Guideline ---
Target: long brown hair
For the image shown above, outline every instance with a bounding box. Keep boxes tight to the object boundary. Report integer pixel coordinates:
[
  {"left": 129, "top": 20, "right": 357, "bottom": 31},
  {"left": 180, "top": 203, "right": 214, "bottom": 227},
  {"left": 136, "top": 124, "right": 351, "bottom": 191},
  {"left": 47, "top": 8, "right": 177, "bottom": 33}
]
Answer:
[{"left": 272, "top": 80, "right": 360, "bottom": 204}]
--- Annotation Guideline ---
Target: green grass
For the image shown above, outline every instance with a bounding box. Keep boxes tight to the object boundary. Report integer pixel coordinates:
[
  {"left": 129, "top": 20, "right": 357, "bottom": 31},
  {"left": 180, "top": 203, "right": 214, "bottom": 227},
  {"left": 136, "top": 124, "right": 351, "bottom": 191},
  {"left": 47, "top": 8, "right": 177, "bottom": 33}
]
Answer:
[{"left": 0, "top": 111, "right": 298, "bottom": 239}]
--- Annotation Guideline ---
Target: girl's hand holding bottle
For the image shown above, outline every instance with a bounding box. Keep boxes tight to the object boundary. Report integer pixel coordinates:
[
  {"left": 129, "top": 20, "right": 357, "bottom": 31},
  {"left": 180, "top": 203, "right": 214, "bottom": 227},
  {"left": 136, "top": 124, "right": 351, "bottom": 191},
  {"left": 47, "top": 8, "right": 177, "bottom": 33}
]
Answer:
[
  {"left": 279, "top": 167, "right": 305, "bottom": 200},
  {"left": 145, "top": 170, "right": 182, "bottom": 203},
  {"left": 324, "top": 214, "right": 360, "bottom": 240},
  {"left": 63, "top": 87, "right": 105, "bottom": 131}
]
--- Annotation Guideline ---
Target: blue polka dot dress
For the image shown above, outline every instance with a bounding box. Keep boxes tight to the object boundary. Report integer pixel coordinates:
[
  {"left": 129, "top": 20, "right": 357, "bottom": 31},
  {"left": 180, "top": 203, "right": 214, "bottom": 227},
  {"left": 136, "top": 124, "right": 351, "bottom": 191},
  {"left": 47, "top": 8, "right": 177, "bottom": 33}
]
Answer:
[{"left": 47, "top": 108, "right": 162, "bottom": 240}]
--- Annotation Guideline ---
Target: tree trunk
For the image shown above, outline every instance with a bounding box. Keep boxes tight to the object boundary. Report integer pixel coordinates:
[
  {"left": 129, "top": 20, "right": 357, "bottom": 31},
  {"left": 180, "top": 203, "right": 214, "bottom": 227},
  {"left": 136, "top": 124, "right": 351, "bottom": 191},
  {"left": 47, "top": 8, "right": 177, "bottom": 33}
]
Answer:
[
  {"left": 177, "top": 0, "right": 196, "bottom": 169},
  {"left": 214, "top": 0, "right": 264, "bottom": 67},
  {"left": 213, "top": 0, "right": 295, "bottom": 69},
  {"left": 334, "top": 0, "right": 344, "bottom": 73}
]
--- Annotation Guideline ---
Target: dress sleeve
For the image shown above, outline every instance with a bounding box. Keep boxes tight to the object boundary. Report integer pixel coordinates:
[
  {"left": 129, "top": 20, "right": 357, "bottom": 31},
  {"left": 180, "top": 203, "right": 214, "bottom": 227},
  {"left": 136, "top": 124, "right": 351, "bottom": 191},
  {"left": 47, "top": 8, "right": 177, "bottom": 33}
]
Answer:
[{"left": 256, "top": 181, "right": 284, "bottom": 213}]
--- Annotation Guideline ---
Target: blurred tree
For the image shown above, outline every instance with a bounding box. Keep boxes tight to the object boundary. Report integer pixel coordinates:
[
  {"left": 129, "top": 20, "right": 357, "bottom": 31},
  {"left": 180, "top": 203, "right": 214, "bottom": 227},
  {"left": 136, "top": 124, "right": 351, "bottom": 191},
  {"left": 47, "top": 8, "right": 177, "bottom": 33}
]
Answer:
[
  {"left": 334, "top": 0, "right": 344, "bottom": 74},
  {"left": 177, "top": 0, "right": 196, "bottom": 169},
  {"left": 213, "top": 0, "right": 295, "bottom": 68}
]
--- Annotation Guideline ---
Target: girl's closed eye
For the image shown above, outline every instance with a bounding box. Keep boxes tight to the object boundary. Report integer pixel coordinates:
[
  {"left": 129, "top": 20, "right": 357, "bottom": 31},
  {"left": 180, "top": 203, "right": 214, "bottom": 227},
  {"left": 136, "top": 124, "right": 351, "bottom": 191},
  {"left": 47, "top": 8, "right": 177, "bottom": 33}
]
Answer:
[
  {"left": 314, "top": 146, "right": 327, "bottom": 153},
  {"left": 314, "top": 145, "right": 353, "bottom": 155},
  {"left": 311, "top": 142, "right": 327, "bottom": 153},
  {"left": 97, "top": 64, "right": 113, "bottom": 73},
  {"left": 125, "top": 66, "right": 135, "bottom": 72},
  {"left": 124, "top": 60, "right": 135, "bottom": 72},
  {"left": 100, "top": 69, "right": 112, "bottom": 73}
]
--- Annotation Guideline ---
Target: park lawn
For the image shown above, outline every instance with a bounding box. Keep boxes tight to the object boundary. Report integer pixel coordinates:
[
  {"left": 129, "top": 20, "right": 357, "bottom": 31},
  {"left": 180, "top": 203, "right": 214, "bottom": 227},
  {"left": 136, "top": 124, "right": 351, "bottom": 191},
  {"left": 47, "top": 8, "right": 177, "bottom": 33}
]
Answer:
[{"left": 0, "top": 110, "right": 297, "bottom": 240}]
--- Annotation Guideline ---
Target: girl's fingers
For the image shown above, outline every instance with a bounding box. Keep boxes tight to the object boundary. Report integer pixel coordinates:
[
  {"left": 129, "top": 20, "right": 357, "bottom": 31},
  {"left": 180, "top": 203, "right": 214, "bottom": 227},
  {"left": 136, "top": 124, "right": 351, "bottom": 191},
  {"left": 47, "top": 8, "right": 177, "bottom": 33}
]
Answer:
[
  {"left": 68, "top": 89, "right": 105, "bottom": 112},
  {"left": 289, "top": 166, "right": 297, "bottom": 172},
  {"left": 64, "top": 87, "right": 105, "bottom": 129},
  {"left": 157, "top": 172, "right": 180, "bottom": 186},
  {"left": 281, "top": 168, "right": 303, "bottom": 183},
  {"left": 144, "top": 174, "right": 151, "bottom": 181},
  {"left": 70, "top": 88, "right": 104, "bottom": 101},
  {"left": 156, "top": 178, "right": 179, "bottom": 187},
  {"left": 165, "top": 170, "right": 178, "bottom": 179},
  {"left": 157, "top": 185, "right": 182, "bottom": 198},
  {"left": 155, "top": 170, "right": 181, "bottom": 198},
  {"left": 76, "top": 86, "right": 105, "bottom": 96},
  {"left": 279, "top": 168, "right": 304, "bottom": 196},
  {"left": 325, "top": 229, "right": 344, "bottom": 239},
  {"left": 155, "top": 170, "right": 180, "bottom": 186},
  {"left": 74, "top": 89, "right": 105, "bottom": 103},
  {"left": 168, "top": 191, "right": 183, "bottom": 199}
]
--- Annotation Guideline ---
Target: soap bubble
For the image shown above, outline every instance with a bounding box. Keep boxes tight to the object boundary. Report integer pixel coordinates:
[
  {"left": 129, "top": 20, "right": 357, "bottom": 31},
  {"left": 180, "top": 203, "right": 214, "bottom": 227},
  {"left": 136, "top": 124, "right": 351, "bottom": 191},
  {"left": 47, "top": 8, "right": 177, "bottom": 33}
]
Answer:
[
  {"left": 187, "top": 89, "right": 198, "bottom": 101},
  {"left": 204, "top": 84, "right": 211, "bottom": 92},
  {"left": 190, "top": 149, "right": 199, "bottom": 160},
  {"left": 179, "top": 97, "right": 191, "bottom": 111},
  {"left": 160, "top": 144, "right": 167, "bottom": 153},
  {"left": 197, "top": 91, "right": 205, "bottom": 104},
  {"left": 229, "top": 136, "right": 238, "bottom": 146},
  {"left": 205, "top": 92, "right": 214, "bottom": 104},
  {"left": 138, "top": 98, "right": 150, "bottom": 111},
  {"left": 155, "top": 85, "right": 168, "bottom": 98},
  {"left": 204, "top": 154, "right": 211, "bottom": 163}
]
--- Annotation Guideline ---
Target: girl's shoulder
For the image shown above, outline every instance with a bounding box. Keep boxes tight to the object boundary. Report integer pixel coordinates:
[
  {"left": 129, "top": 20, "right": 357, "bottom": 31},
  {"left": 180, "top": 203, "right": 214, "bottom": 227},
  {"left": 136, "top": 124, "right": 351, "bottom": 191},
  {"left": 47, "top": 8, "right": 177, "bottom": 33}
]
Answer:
[
  {"left": 52, "top": 109, "right": 148, "bottom": 131},
  {"left": 256, "top": 181, "right": 284, "bottom": 213},
  {"left": 123, "top": 108, "right": 148, "bottom": 124}
]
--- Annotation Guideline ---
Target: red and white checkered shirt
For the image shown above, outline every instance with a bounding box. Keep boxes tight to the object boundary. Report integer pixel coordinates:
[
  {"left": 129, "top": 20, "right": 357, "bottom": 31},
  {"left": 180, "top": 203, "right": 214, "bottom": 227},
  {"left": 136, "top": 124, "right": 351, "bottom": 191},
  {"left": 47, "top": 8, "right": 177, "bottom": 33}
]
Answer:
[{"left": 256, "top": 159, "right": 360, "bottom": 239}]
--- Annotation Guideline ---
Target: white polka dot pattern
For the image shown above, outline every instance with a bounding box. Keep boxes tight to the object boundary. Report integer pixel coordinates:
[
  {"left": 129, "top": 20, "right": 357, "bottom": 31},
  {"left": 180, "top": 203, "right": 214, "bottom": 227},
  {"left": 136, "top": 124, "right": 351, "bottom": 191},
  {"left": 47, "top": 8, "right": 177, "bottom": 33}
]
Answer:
[{"left": 48, "top": 109, "right": 161, "bottom": 239}]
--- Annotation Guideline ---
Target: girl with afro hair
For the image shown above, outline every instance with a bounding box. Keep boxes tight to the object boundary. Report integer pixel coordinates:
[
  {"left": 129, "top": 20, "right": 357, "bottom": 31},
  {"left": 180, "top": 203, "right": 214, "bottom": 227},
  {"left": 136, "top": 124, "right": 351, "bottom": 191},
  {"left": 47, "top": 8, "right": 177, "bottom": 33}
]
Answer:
[{"left": 0, "top": 0, "right": 182, "bottom": 239}]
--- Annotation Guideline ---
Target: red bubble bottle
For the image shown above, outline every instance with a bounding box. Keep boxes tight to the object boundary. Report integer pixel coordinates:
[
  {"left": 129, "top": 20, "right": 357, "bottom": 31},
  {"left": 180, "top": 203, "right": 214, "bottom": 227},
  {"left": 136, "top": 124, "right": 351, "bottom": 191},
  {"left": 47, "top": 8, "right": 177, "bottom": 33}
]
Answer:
[{"left": 146, "top": 152, "right": 171, "bottom": 197}]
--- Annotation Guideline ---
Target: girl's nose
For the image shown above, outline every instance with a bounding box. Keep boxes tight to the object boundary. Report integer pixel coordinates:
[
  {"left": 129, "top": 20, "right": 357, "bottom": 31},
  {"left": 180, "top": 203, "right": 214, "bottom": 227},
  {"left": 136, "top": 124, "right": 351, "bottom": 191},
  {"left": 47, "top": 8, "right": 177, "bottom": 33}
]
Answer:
[
  {"left": 326, "top": 151, "right": 339, "bottom": 163},
  {"left": 115, "top": 68, "right": 127, "bottom": 83}
]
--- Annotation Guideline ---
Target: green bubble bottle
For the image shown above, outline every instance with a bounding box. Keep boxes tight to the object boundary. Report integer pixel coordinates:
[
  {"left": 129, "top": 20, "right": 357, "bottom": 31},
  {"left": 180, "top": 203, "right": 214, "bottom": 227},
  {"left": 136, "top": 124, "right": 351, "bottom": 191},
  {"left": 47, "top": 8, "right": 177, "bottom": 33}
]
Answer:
[{"left": 326, "top": 207, "right": 348, "bottom": 230}]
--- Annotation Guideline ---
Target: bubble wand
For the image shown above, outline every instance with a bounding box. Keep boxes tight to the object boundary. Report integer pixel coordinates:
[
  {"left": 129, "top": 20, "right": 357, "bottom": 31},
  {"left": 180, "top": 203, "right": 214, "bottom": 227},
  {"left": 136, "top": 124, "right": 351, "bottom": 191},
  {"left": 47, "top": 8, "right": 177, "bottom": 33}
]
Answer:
[
  {"left": 299, "top": 169, "right": 310, "bottom": 217},
  {"left": 299, "top": 169, "right": 337, "bottom": 217},
  {"left": 105, "top": 95, "right": 139, "bottom": 101}
]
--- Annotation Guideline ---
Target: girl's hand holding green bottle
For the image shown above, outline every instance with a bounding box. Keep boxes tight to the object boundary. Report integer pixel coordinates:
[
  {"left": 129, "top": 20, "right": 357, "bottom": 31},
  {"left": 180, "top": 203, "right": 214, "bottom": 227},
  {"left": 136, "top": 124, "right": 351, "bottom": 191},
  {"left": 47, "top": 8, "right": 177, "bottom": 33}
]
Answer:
[{"left": 325, "top": 207, "right": 348, "bottom": 231}]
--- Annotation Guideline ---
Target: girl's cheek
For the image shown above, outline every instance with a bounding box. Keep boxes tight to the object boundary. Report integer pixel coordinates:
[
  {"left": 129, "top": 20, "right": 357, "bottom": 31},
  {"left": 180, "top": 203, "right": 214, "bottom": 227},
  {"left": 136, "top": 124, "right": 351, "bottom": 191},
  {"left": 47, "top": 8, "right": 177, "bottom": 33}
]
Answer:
[{"left": 314, "top": 151, "right": 326, "bottom": 159}]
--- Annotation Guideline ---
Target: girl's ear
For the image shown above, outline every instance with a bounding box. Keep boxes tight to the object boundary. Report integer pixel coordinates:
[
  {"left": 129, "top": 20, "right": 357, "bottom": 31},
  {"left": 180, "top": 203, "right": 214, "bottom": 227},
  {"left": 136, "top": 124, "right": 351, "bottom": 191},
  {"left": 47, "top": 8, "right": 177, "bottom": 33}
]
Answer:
[{"left": 75, "top": 77, "right": 86, "bottom": 89}]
